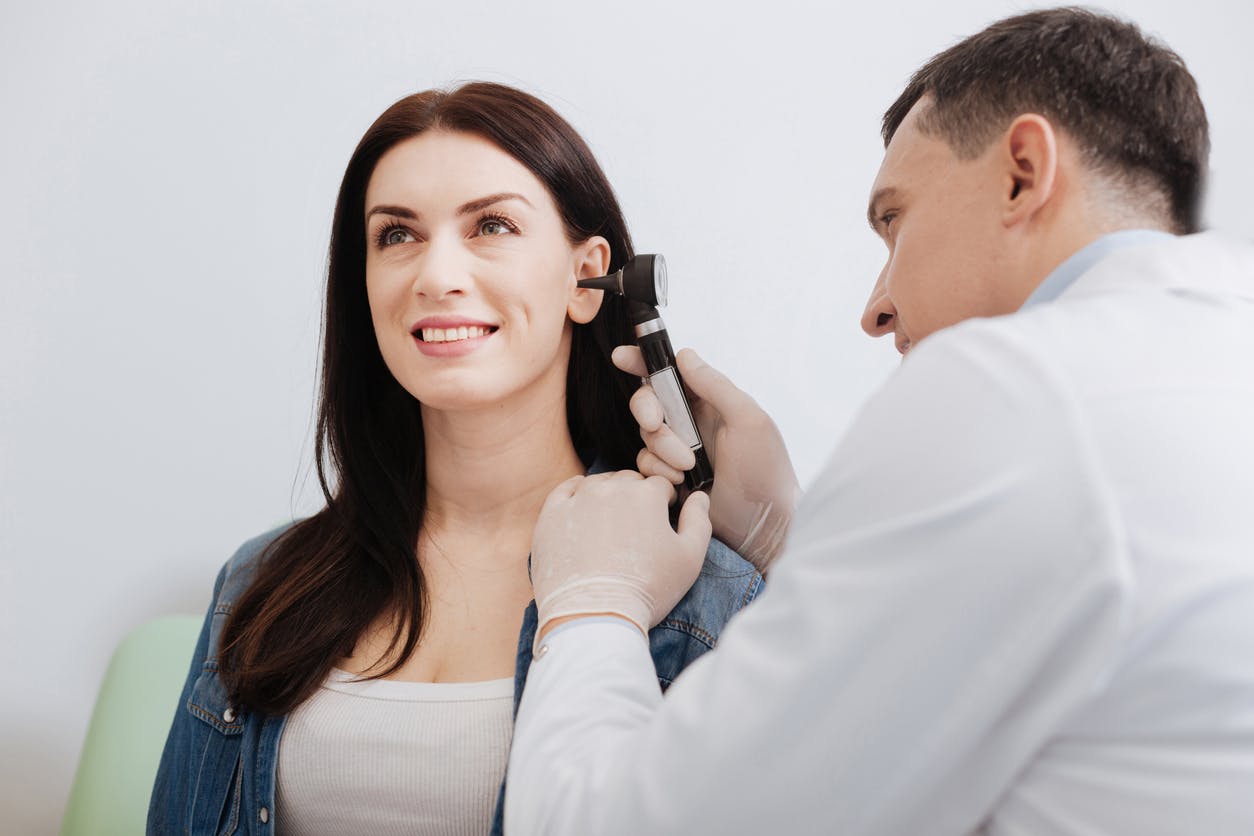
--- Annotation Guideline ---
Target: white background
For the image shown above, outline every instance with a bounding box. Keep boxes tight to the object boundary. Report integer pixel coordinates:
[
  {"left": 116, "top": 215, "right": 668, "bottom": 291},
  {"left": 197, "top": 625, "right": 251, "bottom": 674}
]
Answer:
[{"left": 2, "top": 0, "right": 1250, "bottom": 831}]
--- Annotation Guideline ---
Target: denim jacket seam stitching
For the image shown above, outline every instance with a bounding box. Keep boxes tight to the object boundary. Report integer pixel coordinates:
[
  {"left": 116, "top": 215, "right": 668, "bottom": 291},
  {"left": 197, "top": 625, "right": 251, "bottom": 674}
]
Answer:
[
  {"left": 189, "top": 732, "right": 211, "bottom": 836},
  {"left": 223, "top": 758, "right": 243, "bottom": 835},
  {"left": 655, "top": 619, "right": 716, "bottom": 648},
  {"left": 257, "top": 714, "right": 285, "bottom": 829},
  {"left": 739, "top": 573, "right": 763, "bottom": 609},
  {"left": 187, "top": 700, "right": 244, "bottom": 735}
]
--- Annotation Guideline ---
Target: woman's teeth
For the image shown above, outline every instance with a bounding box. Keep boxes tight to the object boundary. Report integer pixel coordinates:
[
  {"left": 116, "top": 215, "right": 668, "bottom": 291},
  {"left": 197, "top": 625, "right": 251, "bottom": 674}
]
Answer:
[{"left": 421, "top": 325, "right": 493, "bottom": 343}]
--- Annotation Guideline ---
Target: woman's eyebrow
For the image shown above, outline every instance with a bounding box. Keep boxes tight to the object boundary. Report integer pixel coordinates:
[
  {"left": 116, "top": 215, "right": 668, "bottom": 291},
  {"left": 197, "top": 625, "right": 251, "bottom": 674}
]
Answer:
[
  {"left": 365, "top": 192, "right": 534, "bottom": 222},
  {"left": 366, "top": 204, "right": 417, "bottom": 221},
  {"left": 457, "top": 192, "right": 534, "bottom": 215}
]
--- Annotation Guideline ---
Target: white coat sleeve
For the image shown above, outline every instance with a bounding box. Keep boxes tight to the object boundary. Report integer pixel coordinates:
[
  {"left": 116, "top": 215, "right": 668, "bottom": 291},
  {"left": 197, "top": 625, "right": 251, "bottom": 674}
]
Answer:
[{"left": 505, "top": 323, "right": 1132, "bottom": 836}]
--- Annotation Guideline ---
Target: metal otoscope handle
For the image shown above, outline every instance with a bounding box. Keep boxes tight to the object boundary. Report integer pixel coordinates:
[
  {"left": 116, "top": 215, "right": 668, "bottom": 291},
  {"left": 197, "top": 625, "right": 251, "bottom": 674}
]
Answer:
[{"left": 627, "top": 300, "right": 714, "bottom": 493}]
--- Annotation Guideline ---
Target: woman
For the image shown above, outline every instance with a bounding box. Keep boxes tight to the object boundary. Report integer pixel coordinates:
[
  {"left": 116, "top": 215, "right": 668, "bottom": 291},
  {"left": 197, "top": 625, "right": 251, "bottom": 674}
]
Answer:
[{"left": 147, "top": 82, "right": 762, "bottom": 836}]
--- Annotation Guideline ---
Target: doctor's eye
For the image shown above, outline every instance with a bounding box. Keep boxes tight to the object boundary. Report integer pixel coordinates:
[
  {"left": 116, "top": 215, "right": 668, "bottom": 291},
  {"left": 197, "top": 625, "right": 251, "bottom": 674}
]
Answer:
[
  {"left": 475, "top": 212, "right": 520, "bottom": 237},
  {"left": 878, "top": 211, "right": 898, "bottom": 231}
]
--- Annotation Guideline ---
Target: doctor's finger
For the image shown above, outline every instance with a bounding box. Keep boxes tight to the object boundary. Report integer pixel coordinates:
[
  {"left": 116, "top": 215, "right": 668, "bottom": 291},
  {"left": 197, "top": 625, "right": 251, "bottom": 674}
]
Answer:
[
  {"left": 675, "top": 490, "right": 713, "bottom": 551},
  {"left": 611, "top": 345, "right": 648, "bottom": 377},
  {"left": 637, "top": 448, "right": 685, "bottom": 486},
  {"left": 540, "top": 475, "right": 584, "bottom": 510},
  {"left": 643, "top": 474, "right": 680, "bottom": 504},
  {"left": 643, "top": 423, "right": 697, "bottom": 472},
  {"left": 629, "top": 385, "right": 666, "bottom": 433}
]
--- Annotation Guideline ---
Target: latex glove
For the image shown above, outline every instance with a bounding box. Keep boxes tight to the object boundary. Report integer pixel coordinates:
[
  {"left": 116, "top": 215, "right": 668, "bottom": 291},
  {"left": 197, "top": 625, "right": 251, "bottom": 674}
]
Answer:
[
  {"left": 530, "top": 470, "right": 712, "bottom": 640},
  {"left": 612, "top": 346, "right": 800, "bottom": 573}
]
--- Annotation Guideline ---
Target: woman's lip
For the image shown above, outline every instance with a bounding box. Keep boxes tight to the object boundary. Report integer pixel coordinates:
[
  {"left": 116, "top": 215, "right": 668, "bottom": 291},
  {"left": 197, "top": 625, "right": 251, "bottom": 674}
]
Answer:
[
  {"left": 411, "top": 315, "right": 497, "bottom": 331},
  {"left": 412, "top": 329, "right": 494, "bottom": 358}
]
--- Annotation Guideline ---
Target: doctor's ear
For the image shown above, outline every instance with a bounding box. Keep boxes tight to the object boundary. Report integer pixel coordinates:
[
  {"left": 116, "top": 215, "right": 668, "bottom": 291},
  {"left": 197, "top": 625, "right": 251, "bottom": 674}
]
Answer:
[
  {"left": 1001, "top": 114, "right": 1060, "bottom": 227},
  {"left": 568, "top": 235, "right": 611, "bottom": 325}
]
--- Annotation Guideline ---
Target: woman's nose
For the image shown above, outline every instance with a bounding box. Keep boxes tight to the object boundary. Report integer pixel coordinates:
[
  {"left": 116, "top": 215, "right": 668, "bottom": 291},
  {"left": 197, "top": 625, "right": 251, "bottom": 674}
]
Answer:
[
  {"left": 410, "top": 239, "right": 469, "bottom": 300},
  {"left": 861, "top": 272, "right": 896, "bottom": 338}
]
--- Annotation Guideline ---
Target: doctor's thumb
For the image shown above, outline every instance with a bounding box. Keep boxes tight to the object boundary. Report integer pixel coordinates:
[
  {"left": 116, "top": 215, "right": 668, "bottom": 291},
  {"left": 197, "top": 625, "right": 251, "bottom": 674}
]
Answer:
[
  {"left": 676, "top": 348, "right": 759, "bottom": 420},
  {"left": 675, "top": 490, "right": 713, "bottom": 551}
]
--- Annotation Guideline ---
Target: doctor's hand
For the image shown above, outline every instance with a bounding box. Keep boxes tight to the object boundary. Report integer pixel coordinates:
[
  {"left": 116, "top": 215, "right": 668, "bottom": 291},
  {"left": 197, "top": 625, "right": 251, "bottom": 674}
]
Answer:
[
  {"left": 612, "top": 346, "right": 800, "bottom": 574},
  {"left": 531, "top": 471, "right": 711, "bottom": 640}
]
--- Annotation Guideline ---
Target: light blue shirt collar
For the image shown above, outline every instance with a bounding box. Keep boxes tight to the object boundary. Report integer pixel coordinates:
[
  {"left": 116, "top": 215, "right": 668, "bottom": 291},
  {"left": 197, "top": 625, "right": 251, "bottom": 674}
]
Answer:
[{"left": 1022, "top": 229, "right": 1175, "bottom": 308}]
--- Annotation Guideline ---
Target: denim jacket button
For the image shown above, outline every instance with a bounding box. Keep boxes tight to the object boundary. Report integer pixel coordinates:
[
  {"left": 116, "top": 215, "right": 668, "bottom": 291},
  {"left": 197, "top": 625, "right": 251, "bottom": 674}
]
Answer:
[
  {"left": 223, "top": 706, "right": 236, "bottom": 723},
  {"left": 534, "top": 644, "right": 550, "bottom": 660},
  {"left": 259, "top": 806, "right": 270, "bottom": 824}
]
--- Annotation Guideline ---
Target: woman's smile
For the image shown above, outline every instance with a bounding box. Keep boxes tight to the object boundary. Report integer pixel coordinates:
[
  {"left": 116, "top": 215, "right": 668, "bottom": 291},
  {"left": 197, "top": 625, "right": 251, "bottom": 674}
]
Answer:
[{"left": 411, "top": 315, "right": 500, "bottom": 357}]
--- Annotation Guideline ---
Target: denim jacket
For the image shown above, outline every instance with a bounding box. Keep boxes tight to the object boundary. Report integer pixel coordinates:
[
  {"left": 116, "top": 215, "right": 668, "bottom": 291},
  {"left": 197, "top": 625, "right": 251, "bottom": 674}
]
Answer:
[{"left": 148, "top": 525, "right": 763, "bottom": 835}]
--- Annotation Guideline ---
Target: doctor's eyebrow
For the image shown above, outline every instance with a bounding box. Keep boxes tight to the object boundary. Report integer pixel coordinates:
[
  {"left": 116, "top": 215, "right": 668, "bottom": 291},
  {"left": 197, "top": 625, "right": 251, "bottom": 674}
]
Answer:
[
  {"left": 365, "top": 192, "right": 535, "bottom": 222},
  {"left": 867, "top": 187, "right": 900, "bottom": 233}
]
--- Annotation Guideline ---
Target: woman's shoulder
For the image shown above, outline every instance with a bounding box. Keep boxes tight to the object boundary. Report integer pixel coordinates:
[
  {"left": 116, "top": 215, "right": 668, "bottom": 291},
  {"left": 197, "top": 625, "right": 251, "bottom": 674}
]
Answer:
[
  {"left": 213, "top": 521, "right": 300, "bottom": 604},
  {"left": 701, "top": 535, "right": 758, "bottom": 578},
  {"left": 688, "top": 535, "right": 764, "bottom": 622},
  {"left": 646, "top": 536, "right": 763, "bottom": 686}
]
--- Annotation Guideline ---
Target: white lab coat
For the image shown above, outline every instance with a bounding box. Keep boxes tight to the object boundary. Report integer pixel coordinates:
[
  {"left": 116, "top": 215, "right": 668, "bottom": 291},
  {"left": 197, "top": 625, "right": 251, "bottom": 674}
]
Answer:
[{"left": 505, "top": 232, "right": 1254, "bottom": 835}]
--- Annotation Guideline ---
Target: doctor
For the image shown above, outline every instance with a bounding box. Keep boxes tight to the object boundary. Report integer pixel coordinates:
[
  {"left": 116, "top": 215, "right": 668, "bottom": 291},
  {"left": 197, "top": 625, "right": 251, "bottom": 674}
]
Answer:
[{"left": 506, "top": 8, "right": 1254, "bottom": 835}]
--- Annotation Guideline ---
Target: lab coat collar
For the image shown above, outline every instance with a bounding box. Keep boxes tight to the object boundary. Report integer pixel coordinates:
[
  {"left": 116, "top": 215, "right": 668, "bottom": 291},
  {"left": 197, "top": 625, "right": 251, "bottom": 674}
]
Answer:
[
  {"left": 1023, "top": 229, "right": 1174, "bottom": 308},
  {"left": 1026, "top": 230, "right": 1254, "bottom": 307}
]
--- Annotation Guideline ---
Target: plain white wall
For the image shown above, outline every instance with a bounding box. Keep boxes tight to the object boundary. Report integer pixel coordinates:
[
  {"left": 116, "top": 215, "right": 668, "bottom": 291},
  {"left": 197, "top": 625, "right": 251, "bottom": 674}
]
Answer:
[{"left": 2, "top": 0, "right": 1250, "bottom": 831}]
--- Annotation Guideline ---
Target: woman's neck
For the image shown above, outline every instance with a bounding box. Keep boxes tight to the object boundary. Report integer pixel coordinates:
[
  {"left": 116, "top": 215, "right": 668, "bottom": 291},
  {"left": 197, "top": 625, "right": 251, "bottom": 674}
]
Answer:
[{"left": 420, "top": 390, "right": 586, "bottom": 538}]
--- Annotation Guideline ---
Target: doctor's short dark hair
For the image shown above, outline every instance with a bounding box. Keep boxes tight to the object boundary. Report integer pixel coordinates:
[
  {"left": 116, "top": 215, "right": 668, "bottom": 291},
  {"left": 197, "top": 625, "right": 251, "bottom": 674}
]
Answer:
[{"left": 881, "top": 6, "right": 1209, "bottom": 233}]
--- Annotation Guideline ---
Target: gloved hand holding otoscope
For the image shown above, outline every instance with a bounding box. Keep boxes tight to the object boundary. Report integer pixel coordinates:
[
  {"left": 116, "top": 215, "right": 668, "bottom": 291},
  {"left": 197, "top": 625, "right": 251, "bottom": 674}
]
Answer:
[
  {"left": 578, "top": 254, "right": 714, "bottom": 495},
  {"left": 531, "top": 252, "right": 796, "bottom": 643},
  {"left": 589, "top": 254, "right": 801, "bottom": 574},
  {"left": 528, "top": 254, "right": 716, "bottom": 641}
]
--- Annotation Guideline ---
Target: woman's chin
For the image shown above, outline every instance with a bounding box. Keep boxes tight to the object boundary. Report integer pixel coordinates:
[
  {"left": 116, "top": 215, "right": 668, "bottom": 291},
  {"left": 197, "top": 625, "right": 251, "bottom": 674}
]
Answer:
[{"left": 409, "top": 380, "right": 520, "bottom": 416}]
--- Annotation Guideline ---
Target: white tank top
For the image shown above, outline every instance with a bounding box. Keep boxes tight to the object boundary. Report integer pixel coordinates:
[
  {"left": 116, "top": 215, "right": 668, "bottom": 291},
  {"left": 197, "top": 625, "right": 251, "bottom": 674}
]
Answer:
[{"left": 275, "top": 669, "right": 515, "bottom": 836}]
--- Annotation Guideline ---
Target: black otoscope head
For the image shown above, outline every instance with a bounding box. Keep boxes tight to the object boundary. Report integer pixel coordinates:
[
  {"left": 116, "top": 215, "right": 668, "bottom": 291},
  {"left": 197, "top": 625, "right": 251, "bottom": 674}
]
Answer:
[{"left": 576, "top": 253, "right": 668, "bottom": 307}]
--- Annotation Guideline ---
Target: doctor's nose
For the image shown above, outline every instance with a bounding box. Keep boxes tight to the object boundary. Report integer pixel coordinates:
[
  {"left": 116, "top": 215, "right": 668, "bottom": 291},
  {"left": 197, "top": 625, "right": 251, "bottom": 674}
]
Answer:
[
  {"left": 861, "top": 273, "right": 896, "bottom": 339},
  {"left": 411, "top": 241, "right": 469, "bottom": 300}
]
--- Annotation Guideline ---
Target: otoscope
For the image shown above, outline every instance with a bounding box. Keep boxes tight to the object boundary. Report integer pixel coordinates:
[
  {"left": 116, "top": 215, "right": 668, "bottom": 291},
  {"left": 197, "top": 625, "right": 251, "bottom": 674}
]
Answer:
[{"left": 578, "top": 254, "right": 714, "bottom": 494}]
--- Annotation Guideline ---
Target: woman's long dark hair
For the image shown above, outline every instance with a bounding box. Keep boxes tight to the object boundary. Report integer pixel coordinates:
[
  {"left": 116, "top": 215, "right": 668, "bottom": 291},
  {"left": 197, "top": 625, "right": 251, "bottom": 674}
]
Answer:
[{"left": 220, "top": 83, "right": 642, "bottom": 715}]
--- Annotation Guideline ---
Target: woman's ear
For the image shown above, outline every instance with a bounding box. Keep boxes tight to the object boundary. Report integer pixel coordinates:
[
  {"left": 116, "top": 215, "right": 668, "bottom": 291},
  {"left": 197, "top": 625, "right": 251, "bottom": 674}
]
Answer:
[
  {"left": 1001, "top": 113, "right": 1059, "bottom": 228},
  {"left": 568, "top": 235, "right": 612, "bottom": 325}
]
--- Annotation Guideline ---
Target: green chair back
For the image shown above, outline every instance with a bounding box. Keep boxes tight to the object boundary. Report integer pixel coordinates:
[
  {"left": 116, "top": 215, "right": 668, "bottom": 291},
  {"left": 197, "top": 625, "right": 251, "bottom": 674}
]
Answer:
[{"left": 60, "top": 614, "right": 202, "bottom": 836}]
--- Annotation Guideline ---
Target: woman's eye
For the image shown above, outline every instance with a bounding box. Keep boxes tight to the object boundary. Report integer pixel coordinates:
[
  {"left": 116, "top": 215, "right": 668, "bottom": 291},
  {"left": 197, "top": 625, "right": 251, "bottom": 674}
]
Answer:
[
  {"left": 383, "top": 227, "right": 413, "bottom": 246},
  {"left": 478, "top": 217, "right": 515, "bottom": 236}
]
